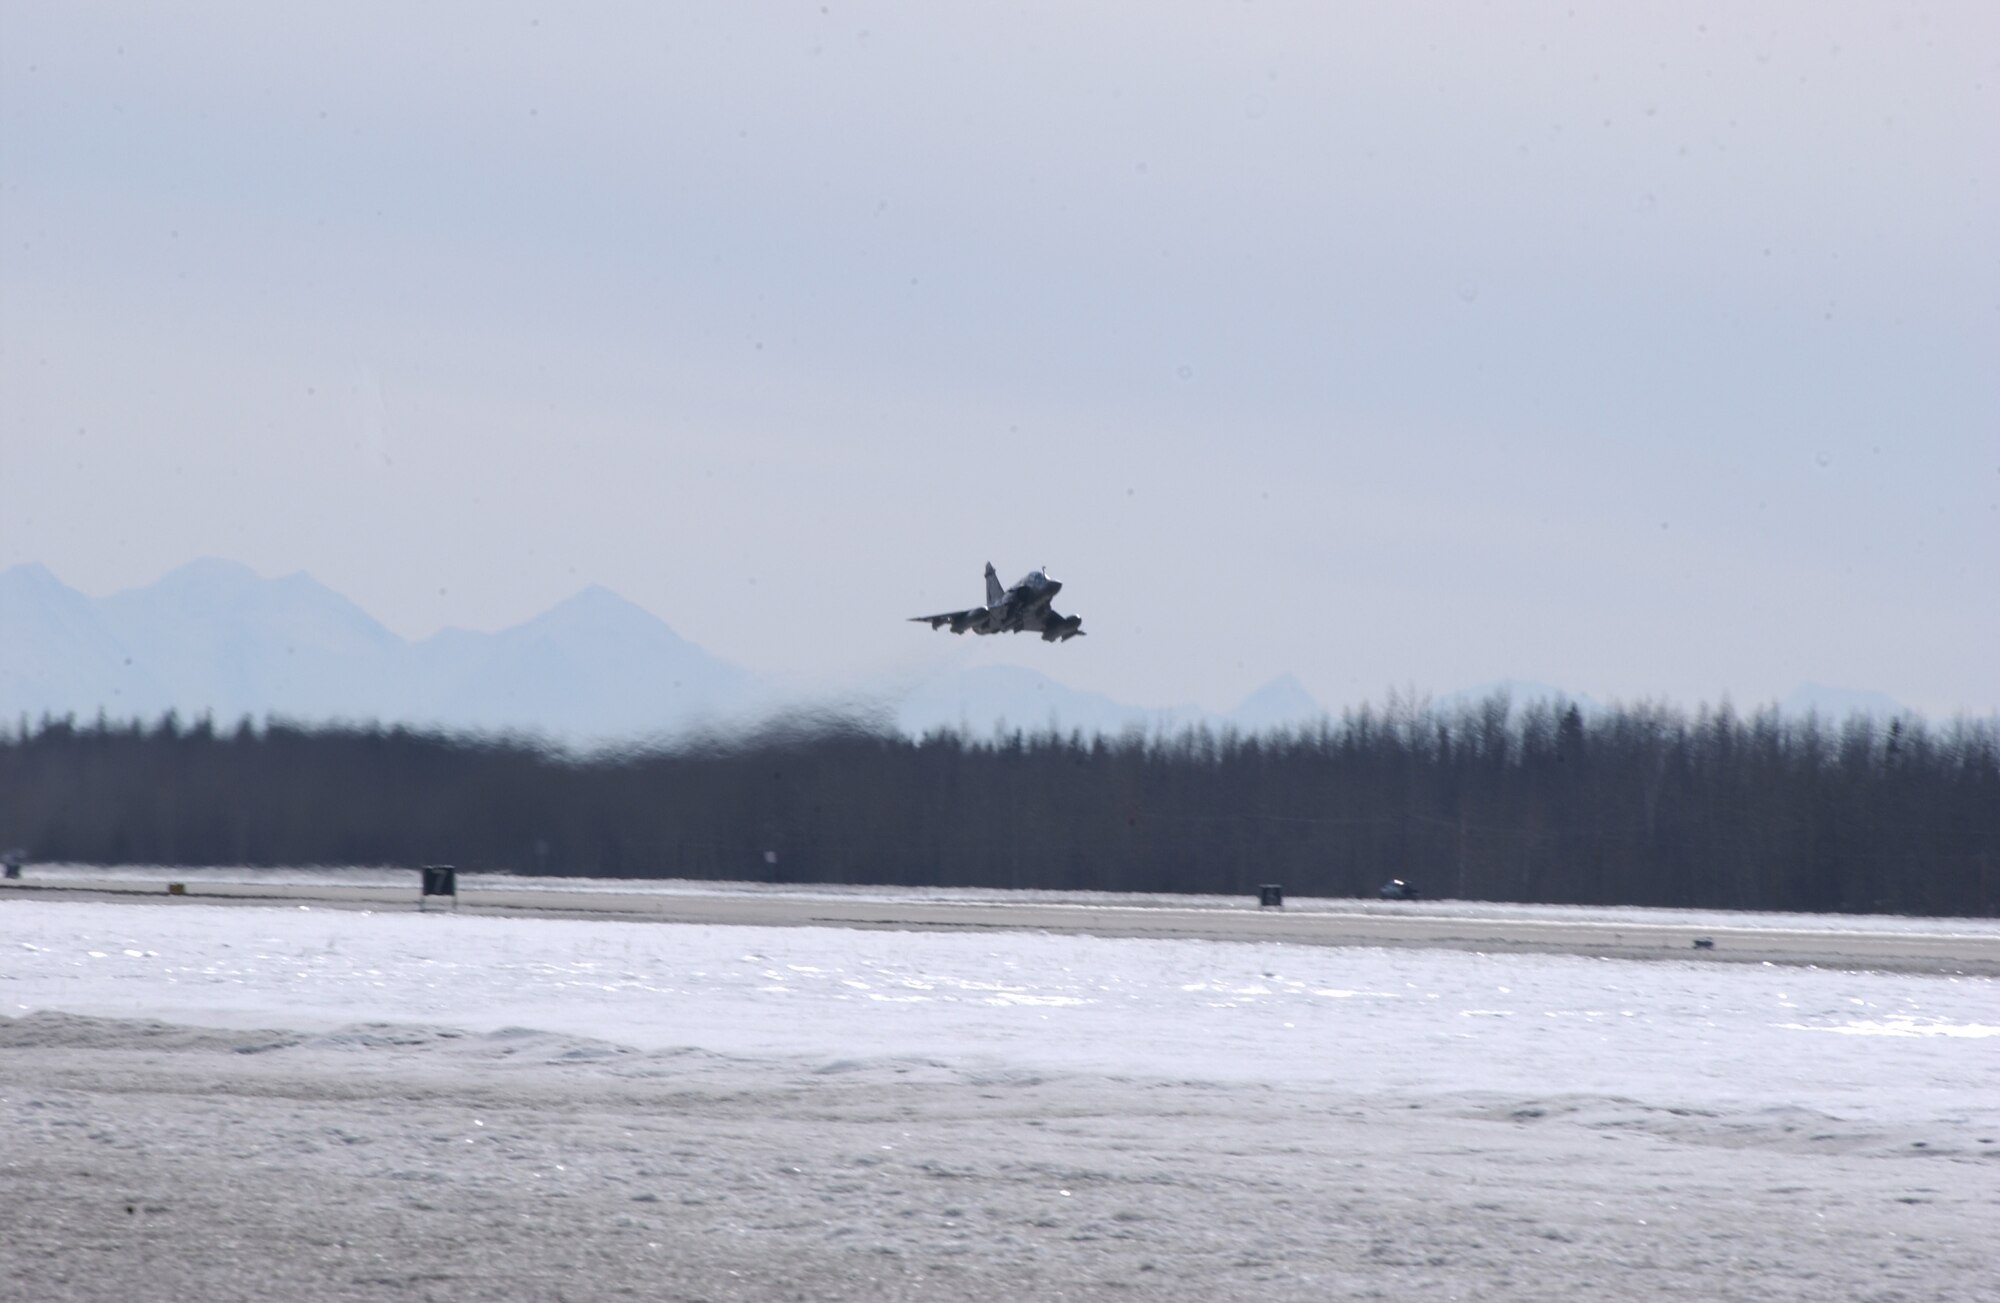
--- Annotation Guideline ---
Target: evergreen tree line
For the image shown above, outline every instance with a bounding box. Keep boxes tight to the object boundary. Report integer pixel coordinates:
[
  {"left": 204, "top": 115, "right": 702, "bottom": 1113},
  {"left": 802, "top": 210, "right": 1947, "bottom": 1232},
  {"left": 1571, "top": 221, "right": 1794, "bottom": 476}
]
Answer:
[{"left": 3, "top": 697, "right": 1996, "bottom": 916}]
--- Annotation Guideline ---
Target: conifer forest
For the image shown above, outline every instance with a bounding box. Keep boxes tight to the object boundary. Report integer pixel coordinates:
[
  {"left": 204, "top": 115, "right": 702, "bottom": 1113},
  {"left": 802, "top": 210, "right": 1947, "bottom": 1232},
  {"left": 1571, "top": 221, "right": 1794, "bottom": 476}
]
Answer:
[{"left": 4, "top": 697, "right": 1995, "bottom": 917}]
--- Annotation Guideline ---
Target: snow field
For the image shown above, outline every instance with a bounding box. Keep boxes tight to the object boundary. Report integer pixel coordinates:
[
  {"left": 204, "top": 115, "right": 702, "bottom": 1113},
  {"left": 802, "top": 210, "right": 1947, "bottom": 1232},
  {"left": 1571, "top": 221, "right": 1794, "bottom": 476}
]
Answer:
[{"left": 3, "top": 897, "right": 1997, "bottom": 1300}]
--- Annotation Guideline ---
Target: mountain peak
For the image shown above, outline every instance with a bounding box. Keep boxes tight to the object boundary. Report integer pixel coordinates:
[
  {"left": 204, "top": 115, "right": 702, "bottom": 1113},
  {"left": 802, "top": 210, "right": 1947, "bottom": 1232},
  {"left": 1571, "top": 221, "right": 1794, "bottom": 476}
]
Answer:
[
  {"left": 1229, "top": 673, "right": 1323, "bottom": 731},
  {"left": 553, "top": 584, "right": 644, "bottom": 613},
  {"left": 511, "top": 585, "right": 687, "bottom": 642}
]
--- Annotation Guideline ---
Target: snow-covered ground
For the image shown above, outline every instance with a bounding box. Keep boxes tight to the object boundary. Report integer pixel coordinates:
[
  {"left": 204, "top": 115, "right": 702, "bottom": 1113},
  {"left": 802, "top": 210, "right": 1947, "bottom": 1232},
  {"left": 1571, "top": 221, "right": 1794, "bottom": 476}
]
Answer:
[
  {"left": 4, "top": 889, "right": 1996, "bottom": 1301},
  {"left": 8, "top": 898, "right": 1999, "bottom": 1115}
]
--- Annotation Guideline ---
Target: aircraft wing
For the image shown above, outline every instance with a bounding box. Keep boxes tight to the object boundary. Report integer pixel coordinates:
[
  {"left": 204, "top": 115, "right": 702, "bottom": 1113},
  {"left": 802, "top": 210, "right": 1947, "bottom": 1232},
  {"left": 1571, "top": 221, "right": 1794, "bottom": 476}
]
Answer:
[
  {"left": 1028, "top": 606, "right": 1086, "bottom": 641},
  {"left": 910, "top": 606, "right": 988, "bottom": 633}
]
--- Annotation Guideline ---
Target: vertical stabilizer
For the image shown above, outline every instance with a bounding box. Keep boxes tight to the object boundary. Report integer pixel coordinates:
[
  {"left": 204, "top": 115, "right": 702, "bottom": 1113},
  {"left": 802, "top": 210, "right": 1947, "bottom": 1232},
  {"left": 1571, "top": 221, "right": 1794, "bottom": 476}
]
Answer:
[{"left": 984, "top": 563, "right": 1003, "bottom": 606}]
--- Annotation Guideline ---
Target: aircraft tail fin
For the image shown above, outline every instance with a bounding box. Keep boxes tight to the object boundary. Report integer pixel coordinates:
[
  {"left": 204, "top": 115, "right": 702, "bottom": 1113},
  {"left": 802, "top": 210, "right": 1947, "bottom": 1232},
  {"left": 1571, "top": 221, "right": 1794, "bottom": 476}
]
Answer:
[{"left": 984, "top": 562, "right": 1003, "bottom": 606}]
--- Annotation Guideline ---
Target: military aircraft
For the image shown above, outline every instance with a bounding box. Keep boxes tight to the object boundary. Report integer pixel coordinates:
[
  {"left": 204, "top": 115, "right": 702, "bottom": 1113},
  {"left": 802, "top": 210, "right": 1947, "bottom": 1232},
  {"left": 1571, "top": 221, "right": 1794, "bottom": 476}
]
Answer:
[{"left": 910, "top": 563, "right": 1086, "bottom": 642}]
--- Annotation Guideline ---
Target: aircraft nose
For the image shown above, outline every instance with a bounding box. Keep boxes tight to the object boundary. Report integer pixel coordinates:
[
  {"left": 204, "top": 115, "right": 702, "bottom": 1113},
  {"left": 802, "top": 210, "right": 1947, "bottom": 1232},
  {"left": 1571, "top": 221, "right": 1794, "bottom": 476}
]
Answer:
[{"left": 1045, "top": 578, "right": 1061, "bottom": 596}]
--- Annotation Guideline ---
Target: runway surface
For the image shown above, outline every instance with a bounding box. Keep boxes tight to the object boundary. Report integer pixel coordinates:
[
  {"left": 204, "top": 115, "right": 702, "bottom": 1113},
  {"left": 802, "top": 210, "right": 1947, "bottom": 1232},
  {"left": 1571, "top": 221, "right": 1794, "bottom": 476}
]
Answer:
[{"left": 6, "top": 874, "right": 1997, "bottom": 975}]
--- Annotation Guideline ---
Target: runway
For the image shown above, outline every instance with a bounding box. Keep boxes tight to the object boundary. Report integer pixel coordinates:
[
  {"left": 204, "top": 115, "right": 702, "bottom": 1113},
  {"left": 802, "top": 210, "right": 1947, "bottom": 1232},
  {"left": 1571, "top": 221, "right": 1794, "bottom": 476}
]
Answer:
[{"left": 7, "top": 874, "right": 1997, "bottom": 976}]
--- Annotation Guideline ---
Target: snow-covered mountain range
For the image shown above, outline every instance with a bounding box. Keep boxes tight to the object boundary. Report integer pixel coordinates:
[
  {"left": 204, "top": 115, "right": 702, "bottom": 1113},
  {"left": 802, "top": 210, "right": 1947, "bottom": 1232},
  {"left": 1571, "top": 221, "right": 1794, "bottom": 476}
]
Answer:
[
  {"left": 1, "top": 560, "right": 752, "bottom": 743},
  {"left": 0, "top": 560, "right": 1310, "bottom": 743},
  {"left": 1, "top": 560, "right": 1915, "bottom": 745}
]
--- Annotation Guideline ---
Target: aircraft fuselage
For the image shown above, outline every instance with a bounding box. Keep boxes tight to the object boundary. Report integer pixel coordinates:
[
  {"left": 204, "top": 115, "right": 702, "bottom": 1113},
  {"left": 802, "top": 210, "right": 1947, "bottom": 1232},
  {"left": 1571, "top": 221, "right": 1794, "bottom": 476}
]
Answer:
[{"left": 912, "top": 564, "right": 1085, "bottom": 642}]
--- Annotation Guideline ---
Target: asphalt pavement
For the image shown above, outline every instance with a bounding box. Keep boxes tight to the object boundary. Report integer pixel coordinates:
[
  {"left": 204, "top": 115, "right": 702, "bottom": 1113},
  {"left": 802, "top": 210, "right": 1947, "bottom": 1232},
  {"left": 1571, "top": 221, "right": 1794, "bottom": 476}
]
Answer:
[{"left": 6, "top": 877, "right": 1997, "bottom": 975}]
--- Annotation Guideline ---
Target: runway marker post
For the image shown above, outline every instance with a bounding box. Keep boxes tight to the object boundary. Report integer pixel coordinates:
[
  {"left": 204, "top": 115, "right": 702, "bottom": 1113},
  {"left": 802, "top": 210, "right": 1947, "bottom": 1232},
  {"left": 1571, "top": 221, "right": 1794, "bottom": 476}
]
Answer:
[{"left": 421, "top": 865, "right": 458, "bottom": 911}]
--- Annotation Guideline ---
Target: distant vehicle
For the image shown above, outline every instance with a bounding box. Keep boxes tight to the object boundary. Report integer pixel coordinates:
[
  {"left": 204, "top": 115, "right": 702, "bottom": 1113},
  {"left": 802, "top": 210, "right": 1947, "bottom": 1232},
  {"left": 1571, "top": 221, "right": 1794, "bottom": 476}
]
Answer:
[
  {"left": 910, "top": 563, "right": 1085, "bottom": 643},
  {"left": 1379, "top": 879, "right": 1420, "bottom": 901}
]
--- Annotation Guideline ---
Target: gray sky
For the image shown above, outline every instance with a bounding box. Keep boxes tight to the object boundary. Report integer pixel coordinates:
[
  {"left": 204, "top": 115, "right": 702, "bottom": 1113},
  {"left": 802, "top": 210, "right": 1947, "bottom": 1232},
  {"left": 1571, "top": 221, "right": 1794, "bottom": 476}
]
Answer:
[{"left": 5, "top": 3, "right": 1995, "bottom": 716}]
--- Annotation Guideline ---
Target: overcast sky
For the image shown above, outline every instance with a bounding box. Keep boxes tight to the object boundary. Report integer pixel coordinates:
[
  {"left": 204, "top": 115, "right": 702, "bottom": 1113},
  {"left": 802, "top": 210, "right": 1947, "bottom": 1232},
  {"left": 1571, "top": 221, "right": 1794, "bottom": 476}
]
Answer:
[{"left": 4, "top": 3, "right": 1995, "bottom": 717}]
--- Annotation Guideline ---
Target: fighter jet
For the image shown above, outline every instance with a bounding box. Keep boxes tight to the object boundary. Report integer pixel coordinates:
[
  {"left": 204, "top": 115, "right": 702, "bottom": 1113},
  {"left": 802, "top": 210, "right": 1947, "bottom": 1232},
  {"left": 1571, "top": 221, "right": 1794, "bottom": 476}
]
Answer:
[{"left": 910, "top": 563, "right": 1086, "bottom": 642}]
